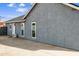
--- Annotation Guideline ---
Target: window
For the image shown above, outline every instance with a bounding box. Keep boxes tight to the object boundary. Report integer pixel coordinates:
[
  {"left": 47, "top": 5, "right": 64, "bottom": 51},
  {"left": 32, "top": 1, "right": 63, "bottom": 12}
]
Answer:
[{"left": 31, "top": 22, "right": 36, "bottom": 39}]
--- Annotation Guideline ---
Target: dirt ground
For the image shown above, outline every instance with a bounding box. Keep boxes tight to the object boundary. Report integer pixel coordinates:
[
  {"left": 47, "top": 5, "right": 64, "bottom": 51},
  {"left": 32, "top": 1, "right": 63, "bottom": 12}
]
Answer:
[{"left": 0, "top": 36, "right": 79, "bottom": 56}]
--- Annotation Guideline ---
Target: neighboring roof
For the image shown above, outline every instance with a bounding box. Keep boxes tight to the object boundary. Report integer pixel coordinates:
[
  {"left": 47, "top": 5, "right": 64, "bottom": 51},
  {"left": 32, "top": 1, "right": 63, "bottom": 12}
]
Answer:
[
  {"left": 6, "top": 15, "right": 25, "bottom": 23},
  {"left": 0, "top": 21, "right": 6, "bottom": 27},
  {"left": 63, "top": 3, "right": 79, "bottom": 10}
]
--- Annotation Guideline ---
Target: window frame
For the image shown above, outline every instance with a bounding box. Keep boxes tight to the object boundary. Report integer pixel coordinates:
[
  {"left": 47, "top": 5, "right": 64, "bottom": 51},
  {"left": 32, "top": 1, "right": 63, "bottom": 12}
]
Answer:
[{"left": 31, "top": 22, "right": 36, "bottom": 39}]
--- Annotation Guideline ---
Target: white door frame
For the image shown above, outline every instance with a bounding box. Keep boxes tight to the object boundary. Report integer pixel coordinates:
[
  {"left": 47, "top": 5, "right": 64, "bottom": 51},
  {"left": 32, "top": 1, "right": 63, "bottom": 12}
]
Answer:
[{"left": 12, "top": 23, "right": 16, "bottom": 37}]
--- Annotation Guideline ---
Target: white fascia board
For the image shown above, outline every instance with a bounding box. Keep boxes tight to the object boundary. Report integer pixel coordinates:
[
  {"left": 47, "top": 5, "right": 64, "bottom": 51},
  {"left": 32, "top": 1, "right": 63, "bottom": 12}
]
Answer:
[
  {"left": 63, "top": 3, "right": 79, "bottom": 10},
  {"left": 6, "top": 20, "right": 25, "bottom": 23},
  {"left": 23, "top": 3, "right": 36, "bottom": 19}
]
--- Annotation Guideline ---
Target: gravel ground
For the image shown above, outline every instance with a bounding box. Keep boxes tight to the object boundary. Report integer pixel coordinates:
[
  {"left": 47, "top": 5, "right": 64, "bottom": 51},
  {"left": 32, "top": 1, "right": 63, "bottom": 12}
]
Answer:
[{"left": 0, "top": 36, "right": 78, "bottom": 56}]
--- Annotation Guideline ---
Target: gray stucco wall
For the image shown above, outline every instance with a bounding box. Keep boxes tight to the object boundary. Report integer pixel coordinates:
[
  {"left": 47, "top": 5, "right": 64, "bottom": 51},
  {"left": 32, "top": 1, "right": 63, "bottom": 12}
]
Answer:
[
  {"left": 24, "top": 3, "right": 79, "bottom": 50},
  {"left": 15, "top": 22, "right": 25, "bottom": 38}
]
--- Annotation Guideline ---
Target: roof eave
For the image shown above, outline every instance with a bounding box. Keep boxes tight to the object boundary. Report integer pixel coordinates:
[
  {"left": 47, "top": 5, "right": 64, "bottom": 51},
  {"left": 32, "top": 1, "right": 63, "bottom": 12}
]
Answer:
[
  {"left": 6, "top": 20, "right": 25, "bottom": 24},
  {"left": 63, "top": 3, "right": 79, "bottom": 10},
  {"left": 23, "top": 3, "right": 37, "bottom": 19}
]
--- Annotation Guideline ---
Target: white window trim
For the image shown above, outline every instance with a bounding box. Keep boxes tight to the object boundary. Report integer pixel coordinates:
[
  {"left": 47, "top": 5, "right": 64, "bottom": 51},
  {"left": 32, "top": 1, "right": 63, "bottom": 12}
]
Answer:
[{"left": 31, "top": 22, "right": 36, "bottom": 39}]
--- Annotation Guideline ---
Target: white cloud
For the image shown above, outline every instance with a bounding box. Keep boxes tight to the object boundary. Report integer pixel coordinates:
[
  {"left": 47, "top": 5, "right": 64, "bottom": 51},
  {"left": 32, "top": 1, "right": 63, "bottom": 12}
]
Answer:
[
  {"left": 19, "top": 3, "right": 25, "bottom": 7},
  {"left": 16, "top": 7, "right": 28, "bottom": 13},
  {"left": 7, "top": 3, "right": 15, "bottom": 7}
]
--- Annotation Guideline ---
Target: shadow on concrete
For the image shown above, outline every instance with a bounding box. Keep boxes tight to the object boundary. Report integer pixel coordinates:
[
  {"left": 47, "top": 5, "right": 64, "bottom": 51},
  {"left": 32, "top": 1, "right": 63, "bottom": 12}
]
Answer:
[{"left": 0, "top": 36, "right": 77, "bottom": 52}]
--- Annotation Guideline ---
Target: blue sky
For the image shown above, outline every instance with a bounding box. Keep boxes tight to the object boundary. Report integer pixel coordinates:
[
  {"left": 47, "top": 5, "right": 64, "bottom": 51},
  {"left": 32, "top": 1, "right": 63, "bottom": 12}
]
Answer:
[
  {"left": 0, "top": 3, "right": 32, "bottom": 21},
  {"left": 71, "top": 3, "right": 79, "bottom": 7}
]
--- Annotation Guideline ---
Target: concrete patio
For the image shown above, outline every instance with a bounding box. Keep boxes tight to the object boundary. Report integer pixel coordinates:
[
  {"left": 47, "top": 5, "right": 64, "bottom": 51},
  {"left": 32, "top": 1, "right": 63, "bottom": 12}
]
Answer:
[{"left": 0, "top": 36, "right": 78, "bottom": 56}]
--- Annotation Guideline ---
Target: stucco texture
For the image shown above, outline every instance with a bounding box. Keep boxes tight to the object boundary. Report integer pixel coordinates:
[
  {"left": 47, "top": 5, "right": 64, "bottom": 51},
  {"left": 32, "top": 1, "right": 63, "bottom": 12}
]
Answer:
[{"left": 25, "top": 3, "right": 79, "bottom": 50}]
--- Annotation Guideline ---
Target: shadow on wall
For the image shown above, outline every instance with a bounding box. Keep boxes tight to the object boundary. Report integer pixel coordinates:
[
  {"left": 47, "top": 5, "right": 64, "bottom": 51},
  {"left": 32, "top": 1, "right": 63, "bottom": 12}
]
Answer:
[{"left": 0, "top": 36, "right": 77, "bottom": 52}]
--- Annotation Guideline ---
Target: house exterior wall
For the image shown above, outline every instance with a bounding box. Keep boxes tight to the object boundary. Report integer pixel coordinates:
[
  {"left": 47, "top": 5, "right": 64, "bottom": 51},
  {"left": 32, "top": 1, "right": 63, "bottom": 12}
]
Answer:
[
  {"left": 7, "top": 22, "right": 25, "bottom": 38},
  {"left": 25, "top": 3, "right": 79, "bottom": 50},
  {"left": 15, "top": 22, "right": 25, "bottom": 38}
]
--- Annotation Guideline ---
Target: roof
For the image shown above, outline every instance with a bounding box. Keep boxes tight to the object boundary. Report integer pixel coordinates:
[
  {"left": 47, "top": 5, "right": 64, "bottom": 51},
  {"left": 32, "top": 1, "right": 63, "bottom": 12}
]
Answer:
[{"left": 6, "top": 15, "right": 25, "bottom": 23}]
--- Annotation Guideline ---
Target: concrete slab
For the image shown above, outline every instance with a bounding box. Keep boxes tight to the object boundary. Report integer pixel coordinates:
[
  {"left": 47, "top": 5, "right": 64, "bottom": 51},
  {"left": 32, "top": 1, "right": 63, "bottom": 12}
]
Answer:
[{"left": 0, "top": 36, "right": 78, "bottom": 56}]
